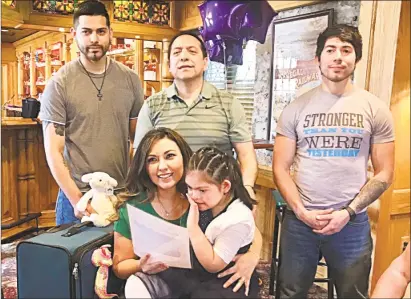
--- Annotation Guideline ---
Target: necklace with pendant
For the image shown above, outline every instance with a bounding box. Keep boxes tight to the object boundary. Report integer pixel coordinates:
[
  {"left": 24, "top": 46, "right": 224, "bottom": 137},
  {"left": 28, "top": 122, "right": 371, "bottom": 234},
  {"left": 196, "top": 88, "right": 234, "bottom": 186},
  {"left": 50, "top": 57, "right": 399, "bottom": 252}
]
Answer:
[
  {"left": 79, "top": 57, "right": 108, "bottom": 101},
  {"left": 157, "top": 194, "right": 182, "bottom": 217}
]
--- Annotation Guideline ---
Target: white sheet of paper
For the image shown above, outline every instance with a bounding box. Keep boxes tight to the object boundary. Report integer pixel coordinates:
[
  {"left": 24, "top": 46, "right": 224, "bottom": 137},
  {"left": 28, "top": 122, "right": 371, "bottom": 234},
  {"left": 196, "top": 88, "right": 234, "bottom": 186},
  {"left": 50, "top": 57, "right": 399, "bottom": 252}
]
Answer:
[{"left": 127, "top": 204, "right": 192, "bottom": 269}]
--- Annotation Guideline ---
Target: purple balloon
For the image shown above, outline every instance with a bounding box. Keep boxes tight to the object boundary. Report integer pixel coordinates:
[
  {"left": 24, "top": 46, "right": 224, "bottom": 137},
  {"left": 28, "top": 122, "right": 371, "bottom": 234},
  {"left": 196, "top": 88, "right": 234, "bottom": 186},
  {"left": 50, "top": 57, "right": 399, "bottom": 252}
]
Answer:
[
  {"left": 206, "top": 38, "right": 244, "bottom": 65},
  {"left": 198, "top": 1, "right": 249, "bottom": 41},
  {"left": 241, "top": 1, "right": 278, "bottom": 44},
  {"left": 241, "top": 2, "right": 263, "bottom": 29},
  {"left": 237, "top": 2, "right": 263, "bottom": 38},
  {"left": 198, "top": 1, "right": 206, "bottom": 20}
]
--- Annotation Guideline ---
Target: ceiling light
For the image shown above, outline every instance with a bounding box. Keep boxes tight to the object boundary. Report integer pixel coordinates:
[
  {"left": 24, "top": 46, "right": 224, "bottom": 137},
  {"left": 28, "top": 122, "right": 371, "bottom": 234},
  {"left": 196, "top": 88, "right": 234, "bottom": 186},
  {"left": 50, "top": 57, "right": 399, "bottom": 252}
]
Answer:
[
  {"left": 14, "top": 24, "right": 22, "bottom": 28},
  {"left": 59, "top": 28, "right": 65, "bottom": 32},
  {"left": 1, "top": 29, "right": 9, "bottom": 32},
  {"left": 135, "top": 35, "right": 140, "bottom": 39}
]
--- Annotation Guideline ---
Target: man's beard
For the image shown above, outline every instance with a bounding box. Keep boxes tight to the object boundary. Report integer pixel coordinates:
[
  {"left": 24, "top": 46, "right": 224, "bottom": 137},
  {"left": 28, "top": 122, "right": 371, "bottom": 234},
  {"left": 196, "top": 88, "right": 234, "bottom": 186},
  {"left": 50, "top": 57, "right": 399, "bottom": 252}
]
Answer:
[
  {"left": 320, "top": 65, "right": 355, "bottom": 83},
  {"left": 77, "top": 41, "right": 110, "bottom": 62}
]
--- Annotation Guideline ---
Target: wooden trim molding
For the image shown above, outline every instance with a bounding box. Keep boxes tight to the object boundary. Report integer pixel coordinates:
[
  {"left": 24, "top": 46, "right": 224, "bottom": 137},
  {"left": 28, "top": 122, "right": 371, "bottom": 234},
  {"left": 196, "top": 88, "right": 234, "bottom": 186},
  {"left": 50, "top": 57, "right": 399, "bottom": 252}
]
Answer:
[
  {"left": 1, "top": 3, "right": 24, "bottom": 28},
  {"left": 367, "top": 1, "right": 402, "bottom": 106},
  {"left": 111, "top": 22, "right": 178, "bottom": 41},
  {"left": 13, "top": 31, "right": 65, "bottom": 54},
  {"left": 268, "top": 0, "right": 320, "bottom": 12},
  {"left": 354, "top": 0, "right": 377, "bottom": 90}
]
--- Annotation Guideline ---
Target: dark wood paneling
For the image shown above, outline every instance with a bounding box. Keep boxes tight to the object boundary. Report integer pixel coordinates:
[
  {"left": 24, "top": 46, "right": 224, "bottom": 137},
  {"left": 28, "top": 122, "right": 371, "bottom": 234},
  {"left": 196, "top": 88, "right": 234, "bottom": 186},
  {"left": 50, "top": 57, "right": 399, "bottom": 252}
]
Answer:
[{"left": 1, "top": 124, "right": 58, "bottom": 239}]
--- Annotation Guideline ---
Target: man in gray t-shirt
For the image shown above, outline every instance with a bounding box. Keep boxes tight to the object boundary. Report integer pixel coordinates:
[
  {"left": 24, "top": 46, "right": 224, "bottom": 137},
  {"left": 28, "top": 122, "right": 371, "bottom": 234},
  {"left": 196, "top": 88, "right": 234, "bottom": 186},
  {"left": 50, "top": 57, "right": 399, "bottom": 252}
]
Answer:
[
  {"left": 273, "top": 25, "right": 394, "bottom": 298},
  {"left": 39, "top": 1, "right": 143, "bottom": 225},
  {"left": 277, "top": 86, "right": 394, "bottom": 211}
]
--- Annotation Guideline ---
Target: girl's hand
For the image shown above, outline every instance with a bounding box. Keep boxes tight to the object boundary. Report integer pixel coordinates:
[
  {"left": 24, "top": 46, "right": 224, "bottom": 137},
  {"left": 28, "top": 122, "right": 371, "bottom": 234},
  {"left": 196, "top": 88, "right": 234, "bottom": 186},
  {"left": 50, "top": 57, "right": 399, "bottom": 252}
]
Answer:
[
  {"left": 186, "top": 193, "right": 200, "bottom": 230},
  {"left": 217, "top": 251, "right": 260, "bottom": 296},
  {"left": 140, "top": 254, "right": 168, "bottom": 275}
]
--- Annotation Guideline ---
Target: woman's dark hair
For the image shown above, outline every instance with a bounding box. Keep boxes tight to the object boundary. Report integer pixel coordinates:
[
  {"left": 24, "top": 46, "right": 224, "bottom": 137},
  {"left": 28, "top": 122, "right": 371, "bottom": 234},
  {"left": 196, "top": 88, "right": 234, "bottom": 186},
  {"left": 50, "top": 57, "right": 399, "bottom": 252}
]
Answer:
[
  {"left": 188, "top": 147, "right": 257, "bottom": 210},
  {"left": 316, "top": 24, "right": 363, "bottom": 62},
  {"left": 168, "top": 32, "right": 208, "bottom": 61},
  {"left": 73, "top": 0, "right": 110, "bottom": 29},
  {"left": 116, "top": 128, "right": 192, "bottom": 208}
]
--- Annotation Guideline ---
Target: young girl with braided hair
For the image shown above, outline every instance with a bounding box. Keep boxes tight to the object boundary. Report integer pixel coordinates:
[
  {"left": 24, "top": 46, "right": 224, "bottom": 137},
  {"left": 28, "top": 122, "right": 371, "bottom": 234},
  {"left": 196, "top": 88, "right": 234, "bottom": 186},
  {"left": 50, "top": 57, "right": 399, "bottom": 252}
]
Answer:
[{"left": 159, "top": 146, "right": 259, "bottom": 298}]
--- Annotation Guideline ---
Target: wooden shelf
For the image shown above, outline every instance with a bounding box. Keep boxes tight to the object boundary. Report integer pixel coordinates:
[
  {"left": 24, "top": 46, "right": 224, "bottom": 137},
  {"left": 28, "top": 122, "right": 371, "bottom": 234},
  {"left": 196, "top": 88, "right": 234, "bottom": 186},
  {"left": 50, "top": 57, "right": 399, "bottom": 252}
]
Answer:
[
  {"left": 15, "top": 34, "right": 66, "bottom": 99},
  {"left": 107, "top": 48, "right": 134, "bottom": 56}
]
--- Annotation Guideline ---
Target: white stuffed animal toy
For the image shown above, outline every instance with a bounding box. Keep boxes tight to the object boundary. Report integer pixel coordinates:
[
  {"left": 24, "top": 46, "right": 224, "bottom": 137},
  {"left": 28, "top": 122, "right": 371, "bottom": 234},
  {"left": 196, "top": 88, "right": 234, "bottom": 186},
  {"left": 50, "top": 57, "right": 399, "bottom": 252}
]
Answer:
[{"left": 76, "top": 172, "right": 118, "bottom": 227}]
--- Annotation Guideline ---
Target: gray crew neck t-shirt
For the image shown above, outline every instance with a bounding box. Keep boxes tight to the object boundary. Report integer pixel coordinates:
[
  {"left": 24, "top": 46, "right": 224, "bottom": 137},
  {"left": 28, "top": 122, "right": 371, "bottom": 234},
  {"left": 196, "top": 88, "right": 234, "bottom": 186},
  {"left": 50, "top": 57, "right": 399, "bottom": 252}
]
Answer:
[
  {"left": 276, "top": 86, "right": 394, "bottom": 210},
  {"left": 39, "top": 58, "right": 144, "bottom": 191}
]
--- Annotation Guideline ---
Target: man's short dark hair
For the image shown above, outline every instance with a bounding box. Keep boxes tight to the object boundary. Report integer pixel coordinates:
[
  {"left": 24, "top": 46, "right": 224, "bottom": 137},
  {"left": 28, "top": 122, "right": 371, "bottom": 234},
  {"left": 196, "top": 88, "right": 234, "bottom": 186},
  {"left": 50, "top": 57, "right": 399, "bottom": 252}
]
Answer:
[
  {"left": 168, "top": 32, "right": 208, "bottom": 61},
  {"left": 316, "top": 24, "right": 363, "bottom": 62},
  {"left": 73, "top": 0, "right": 110, "bottom": 29}
]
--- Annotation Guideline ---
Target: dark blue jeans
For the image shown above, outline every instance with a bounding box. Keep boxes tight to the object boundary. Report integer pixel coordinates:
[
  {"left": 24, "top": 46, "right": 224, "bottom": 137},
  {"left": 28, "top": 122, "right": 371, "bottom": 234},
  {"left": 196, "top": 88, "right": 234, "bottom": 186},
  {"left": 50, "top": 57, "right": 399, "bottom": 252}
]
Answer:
[
  {"left": 55, "top": 189, "right": 80, "bottom": 225},
  {"left": 278, "top": 209, "right": 372, "bottom": 298}
]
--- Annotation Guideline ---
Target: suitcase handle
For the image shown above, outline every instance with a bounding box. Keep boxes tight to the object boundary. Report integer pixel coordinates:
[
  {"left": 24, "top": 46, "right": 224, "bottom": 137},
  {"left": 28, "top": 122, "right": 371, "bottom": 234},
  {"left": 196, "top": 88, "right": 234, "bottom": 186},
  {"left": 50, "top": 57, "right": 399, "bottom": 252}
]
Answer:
[
  {"left": 46, "top": 222, "right": 74, "bottom": 233},
  {"left": 61, "top": 221, "right": 94, "bottom": 237}
]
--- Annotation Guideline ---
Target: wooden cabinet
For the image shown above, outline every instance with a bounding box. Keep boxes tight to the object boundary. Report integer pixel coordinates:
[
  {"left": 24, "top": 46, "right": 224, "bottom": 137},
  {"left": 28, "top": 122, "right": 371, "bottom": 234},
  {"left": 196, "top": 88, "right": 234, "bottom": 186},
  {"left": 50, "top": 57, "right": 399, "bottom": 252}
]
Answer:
[
  {"left": 34, "top": 42, "right": 63, "bottom": 95},
  {"left": 14, "top": 32, "right": 71, "bottom": 100},
  {"left": 21, "top": 52, "right": 30, "bottom": 99},
  {"left": 1, "top": 123, "right": 59, "bottom": 240},
  {"left": 108, "top": 38, "right": 136, "bottom": 70},
  {"left": 143, "top": 43, "right": 161, "bottom": 82},
  {"left": 1, "top": 43, "right": 18, "bottom": 118},
  {"left": 107, "top": 37, "right": 173, "bottom": 98},
  {"left": 143, "top": 41, "right": 162, "bottom": 98}
]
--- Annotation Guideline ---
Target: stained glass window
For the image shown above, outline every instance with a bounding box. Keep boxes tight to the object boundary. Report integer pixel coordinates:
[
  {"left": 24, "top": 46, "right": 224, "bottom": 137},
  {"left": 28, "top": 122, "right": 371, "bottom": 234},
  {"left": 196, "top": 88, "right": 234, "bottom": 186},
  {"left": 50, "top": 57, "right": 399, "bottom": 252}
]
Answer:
[
  {"left": 150, "top": 1, "right": 169, "bottom": 25},
  {"left": 113, "top": 0, "right": 170, "bottom": 26},
  {"left": 32, "top": 0, "right": 84, "bottom": 15}
]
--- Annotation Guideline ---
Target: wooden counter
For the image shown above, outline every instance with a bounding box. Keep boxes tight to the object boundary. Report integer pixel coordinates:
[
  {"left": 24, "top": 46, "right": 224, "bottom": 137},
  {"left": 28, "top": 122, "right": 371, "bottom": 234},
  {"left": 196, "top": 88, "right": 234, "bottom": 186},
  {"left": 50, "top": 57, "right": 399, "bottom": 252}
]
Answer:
[
  {"left": 1, "top": 119, "right": 58, "bottom": 239},
  {"left": 254, "top": 165, "right": 277, "bottom": 261},
  {"left": 2, "top": 118, "right": 39, "bottom": 128}
]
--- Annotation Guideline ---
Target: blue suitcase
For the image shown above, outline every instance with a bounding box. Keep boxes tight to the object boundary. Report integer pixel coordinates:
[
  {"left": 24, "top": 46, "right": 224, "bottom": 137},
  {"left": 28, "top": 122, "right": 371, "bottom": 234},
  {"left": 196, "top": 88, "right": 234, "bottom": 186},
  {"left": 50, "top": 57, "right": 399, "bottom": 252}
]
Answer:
[{"left": 16, "top": 222, "right": 120, "bottom": 299}]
